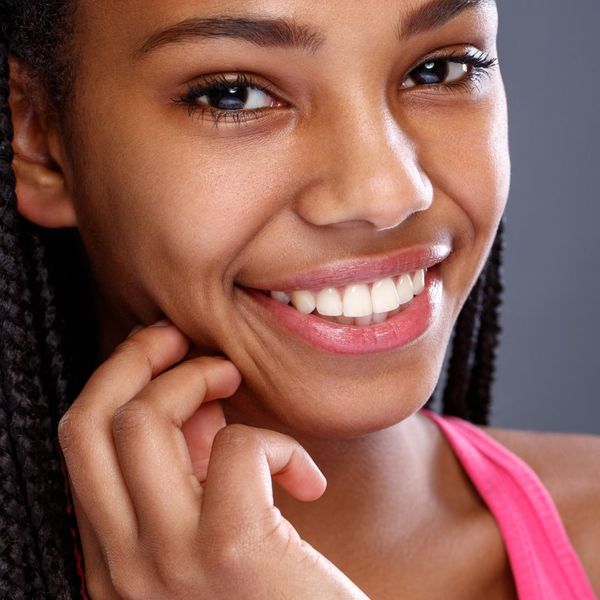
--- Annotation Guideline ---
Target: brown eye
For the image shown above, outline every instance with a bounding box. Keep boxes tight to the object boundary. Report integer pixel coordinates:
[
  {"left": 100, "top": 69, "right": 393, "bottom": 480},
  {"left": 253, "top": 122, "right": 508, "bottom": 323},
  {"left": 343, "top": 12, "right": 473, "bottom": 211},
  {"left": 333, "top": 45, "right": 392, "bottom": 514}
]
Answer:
[{"left": 402, "top": 59, "right": 469, "bottom": 88}]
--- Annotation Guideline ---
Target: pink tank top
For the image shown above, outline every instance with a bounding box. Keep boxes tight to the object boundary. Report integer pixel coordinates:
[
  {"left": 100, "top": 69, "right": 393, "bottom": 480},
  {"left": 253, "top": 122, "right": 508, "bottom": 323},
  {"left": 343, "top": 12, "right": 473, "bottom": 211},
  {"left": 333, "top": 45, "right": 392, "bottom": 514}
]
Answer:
[{"left": 422, "top": 408, "right": 597, "bottom": 600}]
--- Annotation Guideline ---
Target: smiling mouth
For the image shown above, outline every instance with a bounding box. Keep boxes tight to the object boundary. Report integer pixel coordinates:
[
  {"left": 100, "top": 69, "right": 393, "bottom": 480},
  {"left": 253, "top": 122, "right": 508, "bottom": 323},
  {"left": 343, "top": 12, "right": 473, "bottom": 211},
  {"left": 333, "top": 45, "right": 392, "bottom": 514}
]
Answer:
[{"left": 250, "top": 268, "right": 427, "bottom": 327}]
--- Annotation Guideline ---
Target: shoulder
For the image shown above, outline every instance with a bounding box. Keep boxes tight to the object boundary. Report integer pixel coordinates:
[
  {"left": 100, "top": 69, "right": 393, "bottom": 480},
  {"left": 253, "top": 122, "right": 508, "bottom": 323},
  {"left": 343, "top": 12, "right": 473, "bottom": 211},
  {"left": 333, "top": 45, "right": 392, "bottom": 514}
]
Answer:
[{"left": 480, "top": 424, "right": 600, "bottom": 593}]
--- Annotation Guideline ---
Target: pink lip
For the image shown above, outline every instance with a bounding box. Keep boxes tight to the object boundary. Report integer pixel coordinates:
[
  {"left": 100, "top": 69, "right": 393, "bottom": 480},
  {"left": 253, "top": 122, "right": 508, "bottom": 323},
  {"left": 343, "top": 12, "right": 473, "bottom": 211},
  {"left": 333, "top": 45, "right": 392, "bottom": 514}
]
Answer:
[
  {"left": 239, "top": 243, "right": 451, "bottom": 292},
  {"left": 239, "top": 265, "right": 443, "bottom": 355}
]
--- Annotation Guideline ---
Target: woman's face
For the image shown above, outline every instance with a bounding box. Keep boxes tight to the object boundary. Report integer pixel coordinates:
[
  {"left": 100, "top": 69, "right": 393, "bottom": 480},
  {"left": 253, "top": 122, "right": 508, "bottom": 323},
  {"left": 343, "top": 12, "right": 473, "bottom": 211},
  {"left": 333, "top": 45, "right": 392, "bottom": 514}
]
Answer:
[{"left": 59, "top": 0, "right": 509, "bottom": 438}]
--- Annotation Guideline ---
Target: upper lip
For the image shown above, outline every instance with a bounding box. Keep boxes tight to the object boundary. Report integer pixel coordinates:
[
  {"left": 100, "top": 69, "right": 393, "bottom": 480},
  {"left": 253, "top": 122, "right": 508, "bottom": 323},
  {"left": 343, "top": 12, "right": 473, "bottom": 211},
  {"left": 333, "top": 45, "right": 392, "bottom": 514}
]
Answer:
[{"left": 240, "top": 242, "right": 451, "bottom": 292}]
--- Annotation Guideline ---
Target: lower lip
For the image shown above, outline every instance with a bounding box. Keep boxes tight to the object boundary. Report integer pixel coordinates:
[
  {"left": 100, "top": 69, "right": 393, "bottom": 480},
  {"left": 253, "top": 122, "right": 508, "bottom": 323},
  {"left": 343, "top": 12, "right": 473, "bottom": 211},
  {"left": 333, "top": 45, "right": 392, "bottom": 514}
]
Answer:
[{"left": 239, "top": 268, "right": 443, "bottom": 355}]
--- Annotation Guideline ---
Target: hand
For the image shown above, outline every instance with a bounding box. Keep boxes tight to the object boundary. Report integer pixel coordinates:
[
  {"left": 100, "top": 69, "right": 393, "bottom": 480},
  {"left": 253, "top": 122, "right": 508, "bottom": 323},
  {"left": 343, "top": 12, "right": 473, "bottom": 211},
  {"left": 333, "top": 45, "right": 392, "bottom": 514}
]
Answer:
[{"left": 58, "top": 320, "right": 369, "bottom": 599}]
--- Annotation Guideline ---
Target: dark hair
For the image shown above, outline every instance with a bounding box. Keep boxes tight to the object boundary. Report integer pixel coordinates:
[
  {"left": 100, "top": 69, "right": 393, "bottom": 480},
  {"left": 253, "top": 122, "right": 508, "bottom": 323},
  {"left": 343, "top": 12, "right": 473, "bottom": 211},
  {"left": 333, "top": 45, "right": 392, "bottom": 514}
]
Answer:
[{"left": 0, "top": 2, "right": 505, "bottom": 597}]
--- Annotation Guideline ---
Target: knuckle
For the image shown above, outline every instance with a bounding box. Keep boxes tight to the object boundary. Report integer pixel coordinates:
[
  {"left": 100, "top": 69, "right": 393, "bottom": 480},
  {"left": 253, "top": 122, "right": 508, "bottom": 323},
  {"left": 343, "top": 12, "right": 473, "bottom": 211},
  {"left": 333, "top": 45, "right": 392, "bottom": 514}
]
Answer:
[
  {"left": 181, "top": 360, "right": 211, "bottom": 388},
  {"left": 57, "top": 409, "right": 83, "bottom": 454},
  {"left": 199, "top": 522, "right": 248, "bottom": 568},
  {"left": 205, "top": 536, "right": 251, "bottom": 580},
  {"left": 200, "top": 522, "right": 278, "bottom": 589},
  {"left": 201, "top": 517, "right": 275, "bottom": 579},
  {"left": 212, "top": 423, "right": 258, "bottom": 452},
  {"left": 108, "top": 570, "right": 150, "bottom": 600},
  {"left": 114, "top": 338, "right": 154, "bottom": 378},
  {"left": 112, "top": 400, "right": 153, "bottom": 438},
  {"left": 136, "top": 537, "right": 206, "bottom": 595},
  {"left": 152, "top": 558, "right": 198, "bottom": 593}
]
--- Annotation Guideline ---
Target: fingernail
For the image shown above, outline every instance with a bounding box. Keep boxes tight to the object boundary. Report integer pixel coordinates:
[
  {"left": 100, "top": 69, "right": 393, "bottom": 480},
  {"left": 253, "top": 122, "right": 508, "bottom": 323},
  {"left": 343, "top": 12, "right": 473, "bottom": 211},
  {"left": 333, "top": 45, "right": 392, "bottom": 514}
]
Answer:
[
  {"left": 150, "top": 318, "right": 172, "bottom": 327},
  {"left": 127, "top": 324, "right": 144, "bottom": 338}
]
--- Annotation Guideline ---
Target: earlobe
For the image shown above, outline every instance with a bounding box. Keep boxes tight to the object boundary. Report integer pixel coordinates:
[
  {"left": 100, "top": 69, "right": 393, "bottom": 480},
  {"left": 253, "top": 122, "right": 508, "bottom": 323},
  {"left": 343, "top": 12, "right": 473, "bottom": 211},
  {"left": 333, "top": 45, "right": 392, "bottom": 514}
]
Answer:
[
  {"left": 8, "top": 57, "right": 77, "bottom": 229},
  {"left": 12, "top": 157, "right": 78, "bottom": 228}
]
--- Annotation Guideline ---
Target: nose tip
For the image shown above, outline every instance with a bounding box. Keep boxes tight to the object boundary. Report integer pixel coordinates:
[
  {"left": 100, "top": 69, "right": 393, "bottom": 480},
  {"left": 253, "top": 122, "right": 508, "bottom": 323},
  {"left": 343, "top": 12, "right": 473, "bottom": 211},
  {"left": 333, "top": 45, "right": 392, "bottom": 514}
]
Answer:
[
  {"left": 294, "top": 119, "right": 434, "bottom": 231},
  {"left": 344, "top": 157, "right": 433, "bottom": 231}
]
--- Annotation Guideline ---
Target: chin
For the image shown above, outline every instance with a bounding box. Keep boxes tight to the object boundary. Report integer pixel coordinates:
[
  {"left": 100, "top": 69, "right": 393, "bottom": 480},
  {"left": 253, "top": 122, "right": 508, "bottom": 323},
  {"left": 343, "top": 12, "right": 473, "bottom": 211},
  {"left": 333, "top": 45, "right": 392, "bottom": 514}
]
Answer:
[{"left": 227, "top": 365, "right": 441, "bottom": 441}]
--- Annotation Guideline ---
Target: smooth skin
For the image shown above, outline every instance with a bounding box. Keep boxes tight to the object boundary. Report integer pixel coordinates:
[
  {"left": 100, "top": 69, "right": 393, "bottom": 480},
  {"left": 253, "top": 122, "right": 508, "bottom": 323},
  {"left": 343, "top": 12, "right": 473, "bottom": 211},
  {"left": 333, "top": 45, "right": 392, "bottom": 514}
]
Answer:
[{"left": 8, "top": 0, "right": 600, "bottom": 598}]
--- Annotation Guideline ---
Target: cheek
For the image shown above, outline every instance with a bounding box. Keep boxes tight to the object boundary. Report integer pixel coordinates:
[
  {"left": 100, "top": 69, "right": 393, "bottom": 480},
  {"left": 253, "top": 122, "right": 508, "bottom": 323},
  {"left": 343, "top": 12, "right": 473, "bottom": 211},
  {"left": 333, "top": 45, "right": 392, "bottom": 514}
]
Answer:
[
  {"left": 399, "top": 81, "right": 510, "bottom": 329},
  {"left": 135, "top": 135, "right": 301, "bottom": 291},
  {"left": 410, "top": 81, "right": 510, "bottom": 241},
  {"left": 67, "top": 100, "right": 303, "bottom": 323}
]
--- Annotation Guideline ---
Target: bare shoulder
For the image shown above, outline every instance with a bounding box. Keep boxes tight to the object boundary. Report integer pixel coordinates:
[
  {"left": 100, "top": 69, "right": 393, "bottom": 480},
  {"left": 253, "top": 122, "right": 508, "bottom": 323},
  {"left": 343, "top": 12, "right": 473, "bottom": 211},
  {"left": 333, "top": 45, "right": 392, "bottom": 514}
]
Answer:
[{"left": 480, "top": 424, "right": 600, "bottom": 592}]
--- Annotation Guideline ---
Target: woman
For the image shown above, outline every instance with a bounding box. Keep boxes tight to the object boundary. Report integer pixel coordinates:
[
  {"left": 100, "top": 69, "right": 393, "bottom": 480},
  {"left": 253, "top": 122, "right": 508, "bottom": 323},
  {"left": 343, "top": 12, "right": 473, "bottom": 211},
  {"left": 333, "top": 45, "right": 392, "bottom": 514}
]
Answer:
[{"left": 1, "top": 0, "right": 598, "bottom": 598}]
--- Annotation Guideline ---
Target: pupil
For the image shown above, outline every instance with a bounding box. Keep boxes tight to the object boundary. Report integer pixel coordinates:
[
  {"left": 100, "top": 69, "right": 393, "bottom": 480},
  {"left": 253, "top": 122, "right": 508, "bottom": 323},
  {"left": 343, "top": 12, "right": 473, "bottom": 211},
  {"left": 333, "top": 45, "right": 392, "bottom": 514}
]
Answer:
[
  {"left": 208, "top": 85, "right": 249, "bottom": 110},
  {"left": 411, "top": 60, "right": 449, "bottom": 85}
]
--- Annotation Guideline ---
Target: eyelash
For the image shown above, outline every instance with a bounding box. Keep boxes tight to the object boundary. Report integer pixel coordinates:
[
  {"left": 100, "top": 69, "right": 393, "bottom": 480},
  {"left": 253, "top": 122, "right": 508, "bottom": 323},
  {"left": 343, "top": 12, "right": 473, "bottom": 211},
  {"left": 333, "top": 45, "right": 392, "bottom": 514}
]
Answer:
[
  {"left": 173, "top": 72, "right": 279, "bottom": 127},
  {"left": 172, "top": 48, "right": 498, "bottom": 127},
  {"left": 413, "top": 48, "right": 498, "bottom": 94}
]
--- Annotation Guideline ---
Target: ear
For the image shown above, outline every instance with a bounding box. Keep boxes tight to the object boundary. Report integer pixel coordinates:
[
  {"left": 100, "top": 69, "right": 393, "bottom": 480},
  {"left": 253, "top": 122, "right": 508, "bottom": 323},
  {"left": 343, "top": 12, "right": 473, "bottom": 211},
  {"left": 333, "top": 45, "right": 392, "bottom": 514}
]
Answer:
[{"left": 8, "top": 56, "right": 77, "bottom": 229}]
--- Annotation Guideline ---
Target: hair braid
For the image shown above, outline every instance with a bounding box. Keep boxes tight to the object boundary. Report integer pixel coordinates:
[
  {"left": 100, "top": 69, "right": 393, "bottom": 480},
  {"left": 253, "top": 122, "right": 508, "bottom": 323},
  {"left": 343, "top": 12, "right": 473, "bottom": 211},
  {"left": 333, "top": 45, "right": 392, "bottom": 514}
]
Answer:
[
  {"left": 440, "top": 275, "right": 483, "bottom": 419},
  {"left": 0, "top": 27, "right": 82, "bottom": 598},
  {"left": 439, "top": 218, "right": 505, "bottom": 425},
  {"left": 466, "top": 218, "right": 505, "bottom": 425},
  {"left": 0, "top": 33, "right": 49, "bottom": 599},
  {"left": 22, "top": 227, "right": 85, "bottom": 599}
]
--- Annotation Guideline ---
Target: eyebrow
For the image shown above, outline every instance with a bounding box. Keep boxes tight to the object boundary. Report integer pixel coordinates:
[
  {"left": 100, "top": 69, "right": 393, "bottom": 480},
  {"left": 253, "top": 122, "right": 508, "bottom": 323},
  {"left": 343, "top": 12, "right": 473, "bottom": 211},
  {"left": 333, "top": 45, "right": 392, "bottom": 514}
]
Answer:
[
  {"left": 397, "top": 0, "right": 495, "bottom": 40},
  {"left": 137, "top": 16, "right": 325, "bottom": 56},
  {"left": 136, "top": 0, "right": 493, "bottom": 57}
]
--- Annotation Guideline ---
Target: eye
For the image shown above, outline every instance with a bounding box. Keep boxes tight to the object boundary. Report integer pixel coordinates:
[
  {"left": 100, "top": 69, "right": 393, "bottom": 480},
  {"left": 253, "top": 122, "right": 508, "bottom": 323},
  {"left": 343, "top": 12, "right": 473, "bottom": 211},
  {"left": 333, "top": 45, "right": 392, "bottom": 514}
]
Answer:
[
  {"left": 173, "top": 73, "right": 285, "bottom": 125},
  {"left": 195, "top": 83, "right": 277, "bottom": 111},
  {"left": 402, "top": 58, "right": 469, "bottom": 89}
]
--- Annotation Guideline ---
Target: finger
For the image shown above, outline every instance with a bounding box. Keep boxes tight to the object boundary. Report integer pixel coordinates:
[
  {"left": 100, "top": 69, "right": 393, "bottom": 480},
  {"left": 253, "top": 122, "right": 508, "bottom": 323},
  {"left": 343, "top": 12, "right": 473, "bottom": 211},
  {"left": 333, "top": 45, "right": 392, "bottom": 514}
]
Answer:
[
  {"left": 182, "top": 400, "right": 227, "bottom": 483},
  {"left": 58, "top": 321, "right": 191, "bottom": 546},
  {"left": 62, "top": 456, "right": 119, "bottom": 599},
  {"left": 112, "top": 357, "right": 241, "bottom": 541},
  {"left": 69, "top": 486, "right": 115, "bottom": 598},
  {"left": 201, "top": 425, "right": 326, "bottom": 528}
]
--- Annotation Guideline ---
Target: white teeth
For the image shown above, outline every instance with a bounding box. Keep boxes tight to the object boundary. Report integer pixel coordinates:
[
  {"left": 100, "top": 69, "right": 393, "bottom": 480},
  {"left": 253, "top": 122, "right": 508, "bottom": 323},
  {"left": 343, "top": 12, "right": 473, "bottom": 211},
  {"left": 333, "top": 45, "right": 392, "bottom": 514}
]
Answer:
[
  {"left": 342, "top": 284, "right": 372, "bottom": 318},
  {"left": 355, "top": 314, "right": 373, "bottom": 326},
  {"left": 270, "top": 291, "right": 291, "bottom": 304},
  {"left": 371, "top": 278, "right": 401, "bottom": 313},
  {"left": 372, "top": 311, "right": 389, "bottom": 324},
  {"left": 272, "top": 269, "right": 428, "bottom": 322},
  {"left": 290, "top": 290, "right": 316, "bottom": 314},
  {"left": 316, "top": 287, "right": 343, "bottom": 316},
  {"left": 412, "top": 269, "right": 426, "bottom": 295},
  {"left": 396, "top": 274, "right": 414, "bottom": 305}
]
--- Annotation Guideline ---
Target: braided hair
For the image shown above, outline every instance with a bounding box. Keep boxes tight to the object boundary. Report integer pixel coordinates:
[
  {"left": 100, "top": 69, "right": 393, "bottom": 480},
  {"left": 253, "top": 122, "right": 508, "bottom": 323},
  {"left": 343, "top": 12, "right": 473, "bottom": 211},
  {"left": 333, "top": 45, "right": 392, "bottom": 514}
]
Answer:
[{"left": 0, "top": 2, "right": 505, "bottom": 597}]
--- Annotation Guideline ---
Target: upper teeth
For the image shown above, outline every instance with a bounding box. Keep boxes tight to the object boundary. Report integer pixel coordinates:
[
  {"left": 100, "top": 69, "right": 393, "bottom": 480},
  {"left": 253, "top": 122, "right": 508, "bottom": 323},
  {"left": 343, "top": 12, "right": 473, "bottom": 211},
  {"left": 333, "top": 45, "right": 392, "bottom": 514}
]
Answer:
[{"left": 269, "top": 269, "right": 427, "bottom": 319}]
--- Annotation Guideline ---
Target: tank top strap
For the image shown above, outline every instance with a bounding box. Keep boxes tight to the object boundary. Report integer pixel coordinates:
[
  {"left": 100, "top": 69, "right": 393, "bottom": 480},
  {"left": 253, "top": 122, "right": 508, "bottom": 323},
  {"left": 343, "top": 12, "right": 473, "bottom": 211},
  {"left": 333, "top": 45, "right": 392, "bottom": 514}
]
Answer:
[{"left": 421, "top": 408, "right": 597, "bottom": 600}]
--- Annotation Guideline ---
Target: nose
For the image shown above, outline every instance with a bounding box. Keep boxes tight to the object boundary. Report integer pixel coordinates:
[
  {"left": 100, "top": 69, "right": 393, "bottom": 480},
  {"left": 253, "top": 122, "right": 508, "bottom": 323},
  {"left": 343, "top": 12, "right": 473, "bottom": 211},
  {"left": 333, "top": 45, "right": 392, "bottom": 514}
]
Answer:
[{"left": 294, "top": 110, "right": 433, "bottom": 231}]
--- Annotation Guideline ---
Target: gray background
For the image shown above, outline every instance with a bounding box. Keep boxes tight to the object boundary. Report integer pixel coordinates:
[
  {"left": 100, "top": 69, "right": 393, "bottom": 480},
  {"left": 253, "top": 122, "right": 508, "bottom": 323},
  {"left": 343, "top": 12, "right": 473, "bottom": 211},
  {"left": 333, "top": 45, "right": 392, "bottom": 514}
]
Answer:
[{"left": 491, "top": 1, "right": 599, "bottom": 433}]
